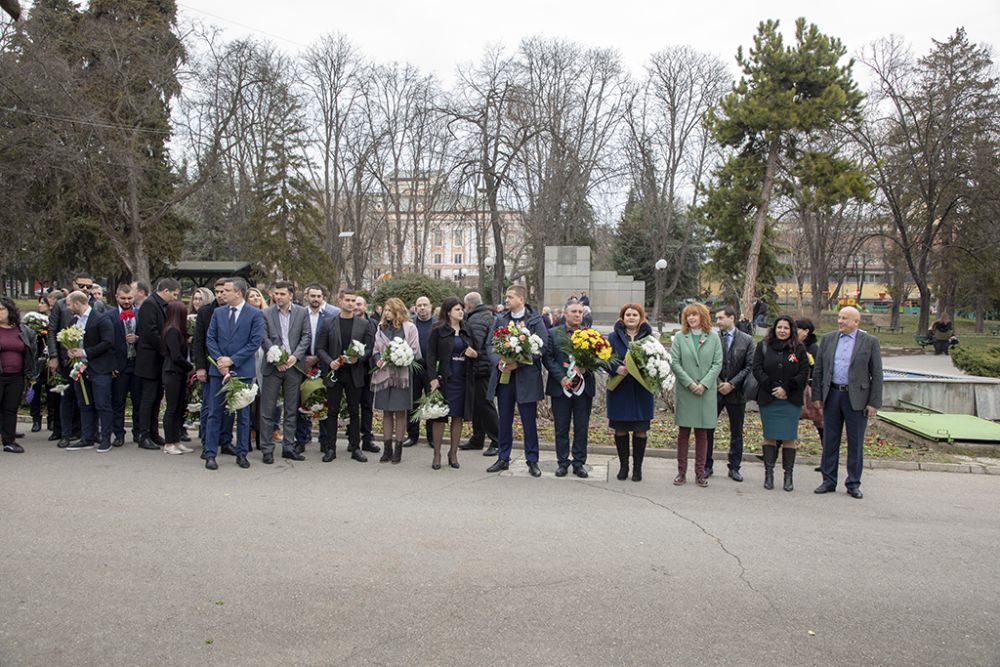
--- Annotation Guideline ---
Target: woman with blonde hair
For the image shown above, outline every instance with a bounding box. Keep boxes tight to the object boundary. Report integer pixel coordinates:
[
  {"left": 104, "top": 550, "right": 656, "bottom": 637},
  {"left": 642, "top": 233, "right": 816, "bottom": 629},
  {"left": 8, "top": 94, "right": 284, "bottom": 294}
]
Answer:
[
  {"left": 669, "top": 302, "right": 722, "bottom": 487},
  {"left": 372, "top": 297, "right": 422, "bottom": 463},
  {"left": 246, "top": 287, "right": 268, "bottom": 451}
]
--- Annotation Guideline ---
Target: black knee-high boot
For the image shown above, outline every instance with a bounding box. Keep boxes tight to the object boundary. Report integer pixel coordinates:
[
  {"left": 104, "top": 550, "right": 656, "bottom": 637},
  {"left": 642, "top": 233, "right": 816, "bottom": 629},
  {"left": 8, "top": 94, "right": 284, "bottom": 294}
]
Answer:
[
  {"left": 762, "top": 444, "right": 777, "bottom": 490},
  {"left": 632, "top": 435, "right": 647, "bottom": 482},
  {"left": 614, "top": 434, "right": 629, "bottom": 480},
  {"left": 782, "top": 447, "right": 796, "bottom": 492}
]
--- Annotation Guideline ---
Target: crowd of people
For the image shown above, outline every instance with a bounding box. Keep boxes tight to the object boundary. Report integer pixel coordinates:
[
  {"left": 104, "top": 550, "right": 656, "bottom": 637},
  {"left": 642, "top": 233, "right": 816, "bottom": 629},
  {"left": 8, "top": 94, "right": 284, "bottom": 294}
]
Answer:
[{"left": 0, "top": 274, "right": 882, "bottom": 498}]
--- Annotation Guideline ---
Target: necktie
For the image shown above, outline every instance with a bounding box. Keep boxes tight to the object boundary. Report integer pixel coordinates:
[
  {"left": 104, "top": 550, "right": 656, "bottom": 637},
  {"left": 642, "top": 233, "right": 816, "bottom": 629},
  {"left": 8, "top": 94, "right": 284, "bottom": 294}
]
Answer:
[
  {"left": 229, "top": 307, "right": 236, "bottom": 329},
  {"left": 723, "top": 331, "right": 731, "bottom": 354},
  {"left": 72, "top": 314, "right": 80, "bottom": 325}
]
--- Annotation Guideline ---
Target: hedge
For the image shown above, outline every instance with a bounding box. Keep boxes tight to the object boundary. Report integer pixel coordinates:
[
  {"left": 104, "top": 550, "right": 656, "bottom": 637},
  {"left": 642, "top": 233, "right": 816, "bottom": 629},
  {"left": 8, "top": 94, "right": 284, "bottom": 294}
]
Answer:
[
  {"left": 371, "top": 273, "right": 463, "bottom": 309},
  {"left": 950, "top": 344, "right": 1000, "bottom": 378}
]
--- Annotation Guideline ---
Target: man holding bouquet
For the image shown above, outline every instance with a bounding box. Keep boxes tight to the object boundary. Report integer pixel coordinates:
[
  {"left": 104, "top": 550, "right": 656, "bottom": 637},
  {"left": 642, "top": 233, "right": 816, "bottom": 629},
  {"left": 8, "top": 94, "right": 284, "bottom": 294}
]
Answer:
[
  {"left": 543, "top": 302, "right": 599, "bottom": 478},
  {"left": 485, "top": 286, "right": 547, "bottom": 477},
  {"left": 64, "top": 291, "right": 115, "bottom": 452},
  {"left": 259, "top": 281, "right": 311, "bottom": 464},
  {"left": 204, "top": 278, "right": 265, "bottom": 470}
]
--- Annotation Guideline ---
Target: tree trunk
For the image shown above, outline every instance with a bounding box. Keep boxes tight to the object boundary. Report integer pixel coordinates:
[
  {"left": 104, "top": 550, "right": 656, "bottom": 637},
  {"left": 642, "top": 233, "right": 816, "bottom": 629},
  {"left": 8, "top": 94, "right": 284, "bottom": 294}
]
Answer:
[
  {"left": 740, "top": 140, "right": 779, "bottom": 315},
  {"left": 975, "top": 292, "right": 985, "bottom": 333},
  {"left": 488, "top": 190, "right": 505, "bottom": 307},
  {"left": 917, "top": 283, "right": 931, "bottom": 334}
]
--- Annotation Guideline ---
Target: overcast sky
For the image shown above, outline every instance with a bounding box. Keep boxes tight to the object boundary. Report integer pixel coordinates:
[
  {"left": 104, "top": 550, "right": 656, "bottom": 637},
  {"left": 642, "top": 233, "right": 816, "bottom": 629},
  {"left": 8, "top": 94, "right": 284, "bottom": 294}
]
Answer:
[{"left": 176, "top": 0, "right": 1000, "bottom": 83}]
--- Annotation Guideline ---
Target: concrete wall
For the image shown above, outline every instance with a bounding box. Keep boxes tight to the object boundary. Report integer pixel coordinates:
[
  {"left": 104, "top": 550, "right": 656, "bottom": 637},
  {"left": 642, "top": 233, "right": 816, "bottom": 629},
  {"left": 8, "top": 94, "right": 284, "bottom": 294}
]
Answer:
[{"left": 543, "top": 246, "right": 646, "bottom": 322}]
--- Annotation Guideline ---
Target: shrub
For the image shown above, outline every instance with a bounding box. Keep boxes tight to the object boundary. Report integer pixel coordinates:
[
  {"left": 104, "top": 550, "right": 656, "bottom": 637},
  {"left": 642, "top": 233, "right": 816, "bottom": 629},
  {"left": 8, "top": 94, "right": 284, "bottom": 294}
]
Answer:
[
  {"left": 372, "top": 273, "right": 462, "bottom": 309},
  {"left": 951, "top": 345, "right": 1000, "bottom": 378}
]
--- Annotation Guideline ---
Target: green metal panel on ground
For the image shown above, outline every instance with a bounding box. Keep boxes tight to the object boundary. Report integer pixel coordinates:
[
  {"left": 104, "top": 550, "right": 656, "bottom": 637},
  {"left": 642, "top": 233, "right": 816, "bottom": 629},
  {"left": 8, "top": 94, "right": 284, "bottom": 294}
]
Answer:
[{"left": 878, "top": 412, "right": 1000, "bottom": 443}]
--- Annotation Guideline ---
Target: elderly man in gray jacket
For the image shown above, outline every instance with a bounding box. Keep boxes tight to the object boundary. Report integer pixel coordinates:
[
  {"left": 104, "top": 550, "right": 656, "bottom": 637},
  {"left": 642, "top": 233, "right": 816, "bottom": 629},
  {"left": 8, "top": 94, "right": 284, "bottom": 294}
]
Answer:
[
  {"left": 811, "top": 306, "right": 883, "bottom": 499},
  {"left": 259, "top": 281, "right": 311, "bottom": 464}
]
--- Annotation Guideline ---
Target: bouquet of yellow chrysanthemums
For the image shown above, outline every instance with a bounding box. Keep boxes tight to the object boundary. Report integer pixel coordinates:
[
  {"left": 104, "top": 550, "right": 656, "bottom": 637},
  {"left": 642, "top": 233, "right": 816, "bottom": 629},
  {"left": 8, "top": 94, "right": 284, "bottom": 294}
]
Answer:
[{"left": 556, "top": 327, "right": 613, "bottom": 396}]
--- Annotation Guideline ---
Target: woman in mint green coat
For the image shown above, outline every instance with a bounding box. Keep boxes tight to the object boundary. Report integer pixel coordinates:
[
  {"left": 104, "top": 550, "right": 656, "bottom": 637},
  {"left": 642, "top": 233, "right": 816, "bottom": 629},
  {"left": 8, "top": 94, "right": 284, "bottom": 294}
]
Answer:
[{"left": 669, "top": 303, "right": 723, "bottom": 487}]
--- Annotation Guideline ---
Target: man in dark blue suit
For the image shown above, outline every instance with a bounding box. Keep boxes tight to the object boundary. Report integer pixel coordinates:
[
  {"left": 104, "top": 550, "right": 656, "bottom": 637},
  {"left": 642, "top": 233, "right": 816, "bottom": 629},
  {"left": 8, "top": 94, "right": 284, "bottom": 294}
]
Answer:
[
  {"left": 204, "top": 277, "right": 265, "bottom": 470},
  {"left": 543, "top": 302, "right": 596, "bottom": 478},
  {"left": 64, "top": 291, "right": 115, "bottom": 452},
  {"left": 484, "top": 286, "right": 548, "bottom": 477},
  {"left": 108, "top": 284, "right": 143, "bottom": 447}
]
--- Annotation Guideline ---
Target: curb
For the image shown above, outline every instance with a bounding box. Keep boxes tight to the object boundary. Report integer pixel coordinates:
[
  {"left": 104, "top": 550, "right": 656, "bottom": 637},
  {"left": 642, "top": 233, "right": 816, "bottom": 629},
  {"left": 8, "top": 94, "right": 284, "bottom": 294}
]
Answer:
[{"left": 16, "top": 416, "right": 997, "bottom": 475}]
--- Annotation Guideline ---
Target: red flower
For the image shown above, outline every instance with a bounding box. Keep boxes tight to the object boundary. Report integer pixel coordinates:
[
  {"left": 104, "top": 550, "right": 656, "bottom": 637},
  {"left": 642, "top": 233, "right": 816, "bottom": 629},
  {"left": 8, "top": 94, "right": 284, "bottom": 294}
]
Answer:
[
  {"left": 788, "top": 354, "right": 798, "bottom": 363},
  {"left": 119, "top": 309, "right": 134, "bottom": 321}
]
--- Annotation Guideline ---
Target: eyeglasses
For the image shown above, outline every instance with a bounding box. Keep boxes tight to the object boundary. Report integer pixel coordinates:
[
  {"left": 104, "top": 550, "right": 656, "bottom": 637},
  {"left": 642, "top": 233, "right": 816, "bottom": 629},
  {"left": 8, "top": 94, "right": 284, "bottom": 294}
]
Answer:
[{"left": 77, "top": 284, "right": 94, "bottom": 290}]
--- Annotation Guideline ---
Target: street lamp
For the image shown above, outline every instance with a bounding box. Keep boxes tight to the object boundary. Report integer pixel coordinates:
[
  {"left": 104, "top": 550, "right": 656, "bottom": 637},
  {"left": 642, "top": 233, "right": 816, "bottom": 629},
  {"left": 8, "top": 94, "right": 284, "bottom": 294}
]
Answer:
[
  {"left": 654, "top": 258, "right": 667, "bottom": 334},
  {"left": 483, "top": 256, "right": 496, "bottom": 305}
]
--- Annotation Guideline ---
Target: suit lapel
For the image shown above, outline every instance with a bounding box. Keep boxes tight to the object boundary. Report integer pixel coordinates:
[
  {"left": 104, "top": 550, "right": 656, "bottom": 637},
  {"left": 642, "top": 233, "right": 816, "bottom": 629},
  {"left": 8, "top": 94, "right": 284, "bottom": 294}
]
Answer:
[{"left": 849, "top": 330, "right": 864, "bottom": 367}]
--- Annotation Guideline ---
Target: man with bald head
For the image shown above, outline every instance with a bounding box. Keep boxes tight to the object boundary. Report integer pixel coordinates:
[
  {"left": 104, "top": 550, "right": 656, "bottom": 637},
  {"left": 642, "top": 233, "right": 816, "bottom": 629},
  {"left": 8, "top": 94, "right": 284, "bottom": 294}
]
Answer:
[{"left": 811, "top": 306, "right": 883, "bottom": 499}]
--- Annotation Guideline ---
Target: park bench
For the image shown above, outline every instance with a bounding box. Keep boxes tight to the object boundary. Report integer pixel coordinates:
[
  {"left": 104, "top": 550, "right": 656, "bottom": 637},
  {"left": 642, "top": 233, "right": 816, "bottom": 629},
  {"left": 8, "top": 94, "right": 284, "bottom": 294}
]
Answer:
[
  {"left": 914, "top": 334, "right": 933, "bottom": 349},
  {"left": 872, "top": 314, "right": 903, "bottom": 334}
]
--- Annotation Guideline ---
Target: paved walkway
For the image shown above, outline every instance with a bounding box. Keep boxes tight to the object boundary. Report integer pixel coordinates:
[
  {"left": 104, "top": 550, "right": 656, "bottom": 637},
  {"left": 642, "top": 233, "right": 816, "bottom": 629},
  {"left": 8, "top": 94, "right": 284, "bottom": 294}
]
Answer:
[
  {"left": 1, "top": 432, "right": 998, "bottom": 666},
  {"left": 882, "top": 353, "right": 967, "bottom": 376}
]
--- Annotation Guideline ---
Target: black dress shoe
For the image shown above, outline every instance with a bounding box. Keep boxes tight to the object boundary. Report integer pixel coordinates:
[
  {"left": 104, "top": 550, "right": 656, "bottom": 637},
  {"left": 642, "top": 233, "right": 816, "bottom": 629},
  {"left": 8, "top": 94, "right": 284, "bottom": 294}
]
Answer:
[
  {"left": 728, "top": 469, "right": 744, "bottom": 482},
  {"left": 282, "top": 450, "right": 305, "bottom": 461},
  {"left": 483, "top": 445, "right": 498, "bottom": 458},
  {"left": 220, "top": 445, "right": 238, "bottom": 456},
  {"left": 236, "top": 455, "right": 250, "bottom": 469},
  {"left": 31, "top": 418, "right": 42, "bottom": 432},
  {"left": 573, "top": 466, "right": 589, "bottom": 479},
  {"left": 111, "top": 437, "right": 124, "bottom": 448},
  {"left": 180, "top": 433, "right": 191, "bottom": 442},
  {"left": 527, "top": 462, "right": 541, "bottom": 477},
  {"left": 57, "top": 438, "right": 71, "bottom": 449},
  {"left": 262, "top": 452, "right": 274, "bottom": 464},
  {"left": 704, "top": 468, "right": 713, "bottom": 478},
  {"left": 322, "top": 449, "right": 336, "bottom": 463},
  {"left": 294, "top": 443, "right": 305, "bottom": 455},
  {"left": 3, "top": 443, "right": 25, "bottom": 453},
  {"left": 361, "top": 442, "right": 381, "bottom": 453},
  {"left": 138, "top": 438, "right": 160, "bottom": 450},
  {"left": 200, "top": 451, "right": 208, "bottom": 460},
  {"left": 205, "top": 457, "right": 218, "bottom": 470},
  {"left": 459, "top": 440, "right": 483, "bottom": 450},
  {"left": 401, "top": 438, "right": 416, "bottom": 448},
  {"left": 846, "top": 487, "right": 863, "bottom": 499},
  {"left": 48, "top": 432, "right": 61, "bottom": 441},
  {"left": 15, "top": 432, "right": 24, "bottom": 439},
  {"left": 555, "top": 464, "right": 568, "bottom": 477},
  {"left": 486, "top": 459, "right": 509, "bottom": 473},
  {"left": 814, "top": 484, "right": 836, "bottom": 494},
  {"left": 351, "top": 449, "right": 368, "bottom": 463},
  {"left": 151, "top": 435, "right": 166, "bottom": 447}
]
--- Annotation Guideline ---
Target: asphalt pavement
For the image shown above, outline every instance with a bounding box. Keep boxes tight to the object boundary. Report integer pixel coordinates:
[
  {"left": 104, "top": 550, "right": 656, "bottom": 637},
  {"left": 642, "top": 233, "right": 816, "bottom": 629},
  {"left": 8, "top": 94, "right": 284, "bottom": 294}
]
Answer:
[{"left": 1, "top": 432, "right": 999, "bottom": 666}]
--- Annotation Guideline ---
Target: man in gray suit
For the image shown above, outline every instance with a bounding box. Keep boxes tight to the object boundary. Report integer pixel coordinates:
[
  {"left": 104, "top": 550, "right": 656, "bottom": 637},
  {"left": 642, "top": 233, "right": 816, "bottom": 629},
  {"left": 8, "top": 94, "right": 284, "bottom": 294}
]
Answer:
[
  {"left": 259, "top": 281, "right": 311, "bottom": 464},
  {"left": 812, "top": 306, "right": 883, "bottom": 499},
  {"left": 706, "top": 305, "right": 754, "bottom": 482}
]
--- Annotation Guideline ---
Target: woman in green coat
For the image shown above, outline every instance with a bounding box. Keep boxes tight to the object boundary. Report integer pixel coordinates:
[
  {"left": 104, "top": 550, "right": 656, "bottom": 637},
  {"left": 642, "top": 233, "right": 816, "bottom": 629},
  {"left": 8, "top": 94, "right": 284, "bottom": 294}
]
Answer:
[{"left": 669, "top": 302, "right": 723, "bottom": 487}]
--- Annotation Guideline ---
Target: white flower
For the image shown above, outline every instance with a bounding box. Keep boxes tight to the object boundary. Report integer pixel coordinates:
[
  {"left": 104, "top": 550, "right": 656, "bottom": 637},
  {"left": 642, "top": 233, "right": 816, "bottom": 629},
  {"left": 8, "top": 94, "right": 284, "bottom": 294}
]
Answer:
[
  {"left": 230, "top": 384, "right": 258, "bottom": 411},
  {"left": 50, "top": 383, "right": 70, "bottom": 395},
  {"left": 23, "top": 312, "right": 47, "bottom": 325},
  {"left": 349, "top": 340, "right": 366, "bottom": 357},
  {"left": 385, "top": 337, "right": 415, "bottom": 367},
  {"left": 265, "top": 345, "right": 284, "bottom": 364},
  {"left": 186, "top": 402, "right": 201, "bottom": 413}
]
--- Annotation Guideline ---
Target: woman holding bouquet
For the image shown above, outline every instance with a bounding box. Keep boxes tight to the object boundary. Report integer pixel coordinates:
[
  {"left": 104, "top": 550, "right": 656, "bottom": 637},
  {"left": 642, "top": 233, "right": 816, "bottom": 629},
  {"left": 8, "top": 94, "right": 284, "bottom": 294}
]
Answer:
[
  {"left": 0, "top": 298, "right": 38, "bottom": 453},
  {"left": 751, "top": 316, "right": 809, "bottom": 491},
  {"left": 670, "top": 303, "right": 723, "bottom": 487},
  {"left": 246, "top": 287, "right": 268, "bottom": 451},
  {"left": 160, "top": 301, "right": 194, "bottom": 455},
  {"left": 426, "top": 298, "right": 476, "bottom": 470},
  {"left": 372, "top": 297, "right": 422, "bottom": 464},
  {"left": 606, "top": 303, "right": 655, "bottom": 482}
]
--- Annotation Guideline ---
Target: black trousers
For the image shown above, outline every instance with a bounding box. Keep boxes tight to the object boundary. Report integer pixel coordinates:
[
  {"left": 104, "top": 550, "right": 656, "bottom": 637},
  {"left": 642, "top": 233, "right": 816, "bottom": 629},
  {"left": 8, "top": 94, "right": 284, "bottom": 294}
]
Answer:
[
  {"left": 0, "top": 374, "right": 25, "bottom": 445},
  {"left": 162, "top": 371, "right": 187, "bottom": 443},
  {"left": 359, "top": 378, "right": 375, "bottom": 449},
  {"left": 112, "top": 364, "right": 143, "bottom": 441},
  {"left": 469, "top": 373, "right": 499, "bottom": 447},
  {"left": 406, "top": 367, "right": 432, "bottom": 443},
  {"left": 706, "top": 399, "right": 746, "bottom": 472},
  {"left": 325, "top": 381, "right": 363, "bottom": 451},
  {"left": 137, "top": 376, "right": 164, "bottom": 440}
]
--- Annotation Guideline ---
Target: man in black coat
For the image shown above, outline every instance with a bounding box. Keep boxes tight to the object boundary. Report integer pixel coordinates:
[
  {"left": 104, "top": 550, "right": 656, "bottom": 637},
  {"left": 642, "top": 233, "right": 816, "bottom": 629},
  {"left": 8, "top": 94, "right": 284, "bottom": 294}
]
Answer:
[
  {"left": 459, "top": 292, "right": 499, "bottom": 457},
  {"left": 64, "top": 291, "right": 115, "bottom": 452},
  {"left": 706, "top": 305, "right": 754, "bottom": 481},
  {"left": 108, "top": 284, "right": 143, "bottom": 447},
  {"left": 47, "top": 273, "right": 106, "bottom": 447},
  {"left": 403, "top": 295, "right": 435, "bottom": 447},
  {"left": 134, "top": 277, "right": 181, "bottom": 450},
  {"left": 316, "top": 290, "right": 376, "bottom": 463}
]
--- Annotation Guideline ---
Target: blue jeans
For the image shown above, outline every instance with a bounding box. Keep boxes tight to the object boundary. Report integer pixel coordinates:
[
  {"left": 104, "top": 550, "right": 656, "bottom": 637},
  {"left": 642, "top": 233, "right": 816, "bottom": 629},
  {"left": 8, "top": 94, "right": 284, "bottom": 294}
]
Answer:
[
  {"left": 204, "top": 375, "right": 249, "bottom": 457},
  {"left": 551, "top": 394, "right": 592, "bottom": 468},
  {"left": 496, "top": 380, "right": 538, "bottom": 463},
  {"left": 77, "top": 373, "right": 113, "bottom": 445},
  {"left": 821, "top": 389, "right": 867, "bottom": 489}
]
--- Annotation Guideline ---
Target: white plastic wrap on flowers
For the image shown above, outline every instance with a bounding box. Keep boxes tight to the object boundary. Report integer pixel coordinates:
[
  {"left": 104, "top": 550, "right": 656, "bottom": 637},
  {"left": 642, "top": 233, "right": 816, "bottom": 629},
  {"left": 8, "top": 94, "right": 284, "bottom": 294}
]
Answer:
[
  {"left": 228, "top": 383, "right": 258, "bottom": 411},
  {"left": 349, "top": 339, "right": 366, "bottom": 358},
  {"left": 384, "top": 337, "right": 415, "bottom": 367}
]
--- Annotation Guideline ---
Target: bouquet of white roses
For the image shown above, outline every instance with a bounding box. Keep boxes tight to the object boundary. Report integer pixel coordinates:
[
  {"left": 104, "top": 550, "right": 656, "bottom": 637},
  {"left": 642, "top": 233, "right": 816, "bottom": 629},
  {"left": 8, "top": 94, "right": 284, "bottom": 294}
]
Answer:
[
  {"left": 491, "top": 321, "right": 545, "bottom": 384},
  {"left": 411, "top": 389, "right": 450, "bottom": 422},
  {"left": 341, "top": 339, "right": 366, "bottom": 365},
  {"left": 608, "top": 336, "right": 674, "bottom": 395},
  {"left": 186, "top": 313, "right": 197, "bottom": 336},
  {"left": 218, "top": 376, "right": 258, "bottom": 415},
  {"left": 381, "top": 337, "right": 420, "bottom": 370},
  {"left": 266, "top": 345, "right": 289, "bottom": 367},
  {"left": 56, "top": 324, "right": 89, "bottom": 405}
]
